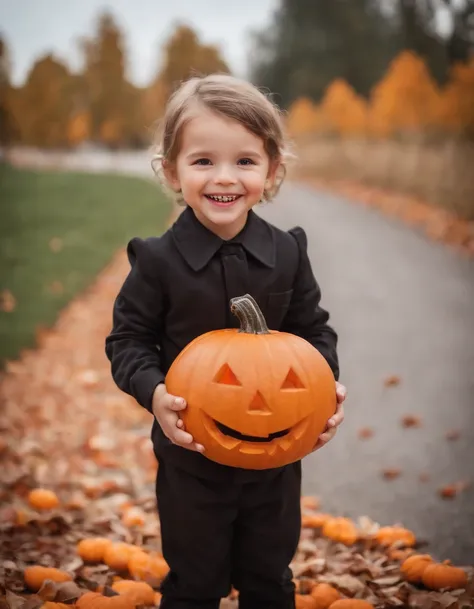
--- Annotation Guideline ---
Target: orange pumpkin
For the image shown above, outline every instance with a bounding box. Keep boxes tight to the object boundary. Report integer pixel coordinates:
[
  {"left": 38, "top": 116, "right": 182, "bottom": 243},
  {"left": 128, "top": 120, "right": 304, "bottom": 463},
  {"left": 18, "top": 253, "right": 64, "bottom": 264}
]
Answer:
[
  {"left": 400, "top": 554, "right": 434, "bottom": 583},
  {"left": 322, "top": 517, "right": 359, "bottom": 545},
  {"left": 295, "top": 594, "right": 318, "bottom": 608},
  {"left": 166, "top": 294, "right": 336, "bottom": 469},
  {"left": 311, "top": 583, "right": 341, "bottom": 608},
  {"left": 77, "top": 537, "right": 113, "bottom": 562},
  {"left": 27, "top": 488, "right": 60, "bottom": 510},
  {"left": 111, "top": 579, "right": 155, "bottom": 604},
  {"left": 24, "top": 566, "right": 72, "bottom": 591},
  {"left": 375, "top": 526, "right": 416, "bottom": 547},
  {"left": 421, "top": 562, "right": 468, "bottom": 590},
  {"left": 328, "top": 601, "right": 374, "bottom": 609}
]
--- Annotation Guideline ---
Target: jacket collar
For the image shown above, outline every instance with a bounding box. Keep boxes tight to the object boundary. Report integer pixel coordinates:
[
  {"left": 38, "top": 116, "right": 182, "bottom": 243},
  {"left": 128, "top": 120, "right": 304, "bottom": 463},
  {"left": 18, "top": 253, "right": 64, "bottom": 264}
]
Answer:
[{"left": 171, "top": 206, "right": 275, "bottom": 272}]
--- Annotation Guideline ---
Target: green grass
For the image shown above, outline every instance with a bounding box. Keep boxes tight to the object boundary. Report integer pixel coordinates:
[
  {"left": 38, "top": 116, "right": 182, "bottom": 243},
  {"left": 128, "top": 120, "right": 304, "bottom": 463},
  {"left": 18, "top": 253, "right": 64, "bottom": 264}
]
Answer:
[{"left": 0, "top": 164, "right": 172, "bottom": 366}]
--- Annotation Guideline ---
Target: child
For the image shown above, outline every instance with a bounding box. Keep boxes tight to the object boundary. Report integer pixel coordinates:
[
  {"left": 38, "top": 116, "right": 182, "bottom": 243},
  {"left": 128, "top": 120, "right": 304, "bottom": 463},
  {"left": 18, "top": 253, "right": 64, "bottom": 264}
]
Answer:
[{"left": 105, "top": 73, "right": 346, "bottom": 609}]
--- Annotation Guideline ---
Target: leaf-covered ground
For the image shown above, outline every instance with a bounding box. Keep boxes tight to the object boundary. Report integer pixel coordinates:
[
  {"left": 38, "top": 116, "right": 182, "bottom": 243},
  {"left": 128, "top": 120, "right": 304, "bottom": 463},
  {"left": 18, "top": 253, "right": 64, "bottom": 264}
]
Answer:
[{"left": 1, "top": 247, "right": 473, "bottom": 608}]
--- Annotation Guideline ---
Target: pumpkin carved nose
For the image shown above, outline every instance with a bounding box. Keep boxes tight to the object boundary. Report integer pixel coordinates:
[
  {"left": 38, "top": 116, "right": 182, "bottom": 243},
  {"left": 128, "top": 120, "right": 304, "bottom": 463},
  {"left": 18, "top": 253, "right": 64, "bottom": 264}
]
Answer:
[{"left": 247, "top": 391, "right": 272, "bottom": 415}]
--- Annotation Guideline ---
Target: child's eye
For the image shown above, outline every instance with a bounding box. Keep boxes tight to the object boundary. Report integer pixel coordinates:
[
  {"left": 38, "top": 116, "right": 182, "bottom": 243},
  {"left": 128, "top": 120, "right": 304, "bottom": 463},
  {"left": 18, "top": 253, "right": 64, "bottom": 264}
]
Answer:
[
  {"left": 238, "top": 158, "right": 255, "bottom": 166},
  {"left": 194, "top": 158, "right": 212, "bottom": 166}
]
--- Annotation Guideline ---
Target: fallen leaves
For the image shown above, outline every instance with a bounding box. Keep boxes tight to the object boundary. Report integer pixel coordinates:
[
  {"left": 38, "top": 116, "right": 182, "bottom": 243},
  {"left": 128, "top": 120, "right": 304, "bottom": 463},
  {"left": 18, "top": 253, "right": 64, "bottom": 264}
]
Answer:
[
  {"left": 401, "top": 415, "right": 423, "bottom": 428},
  {"left": 384, "top": 375, "right": 402, "bottom": 387},
  {"left": 438, "top": 481, "right": 471, "bottom": 500},
  {"left": 0, "top": 288, "right": 16, "bottom": 312},
  {"left": 0, "top": 246, "right": 472, "bottom": 608}
]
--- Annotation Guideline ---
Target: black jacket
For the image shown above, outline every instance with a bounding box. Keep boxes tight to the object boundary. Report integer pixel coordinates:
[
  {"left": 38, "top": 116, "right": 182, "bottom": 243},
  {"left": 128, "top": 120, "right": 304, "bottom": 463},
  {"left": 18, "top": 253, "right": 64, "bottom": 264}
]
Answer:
[{"left": 105, "top": 205, "right": 339, "bottom": 479}]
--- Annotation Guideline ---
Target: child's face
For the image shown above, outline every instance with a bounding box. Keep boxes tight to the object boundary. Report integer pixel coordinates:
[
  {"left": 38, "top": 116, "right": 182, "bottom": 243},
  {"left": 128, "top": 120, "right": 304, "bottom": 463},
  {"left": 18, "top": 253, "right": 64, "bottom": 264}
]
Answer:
[{"left": 164, "top": 108, "right": 278, "bottom": 240}]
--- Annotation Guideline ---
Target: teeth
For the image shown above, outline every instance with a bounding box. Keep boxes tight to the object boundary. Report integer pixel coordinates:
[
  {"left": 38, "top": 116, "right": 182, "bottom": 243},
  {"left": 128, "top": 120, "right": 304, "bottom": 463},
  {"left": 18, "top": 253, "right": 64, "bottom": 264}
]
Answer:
[{"left": 207, "top": 195, "right": 238, "bottom": 202}]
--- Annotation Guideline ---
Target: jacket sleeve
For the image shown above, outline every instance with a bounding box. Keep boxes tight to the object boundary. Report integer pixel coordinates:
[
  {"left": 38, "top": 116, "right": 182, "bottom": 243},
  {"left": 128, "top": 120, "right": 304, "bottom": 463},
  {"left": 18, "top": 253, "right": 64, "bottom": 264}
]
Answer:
[
  {"left": 105, "top": 237, "right": 166, "bottom": 413},
  {"left": 281, "top": 227, "right": 340, "bottom": 381}
]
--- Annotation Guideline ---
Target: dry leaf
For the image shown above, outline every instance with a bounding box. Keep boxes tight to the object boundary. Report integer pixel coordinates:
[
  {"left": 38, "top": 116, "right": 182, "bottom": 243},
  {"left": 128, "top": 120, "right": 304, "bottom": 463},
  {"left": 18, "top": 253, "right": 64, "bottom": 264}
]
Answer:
[
  {"left": 358, "top": 427, "right": 375, "bottom": 440},
  {"left": 0, "top": 289, "right": 16, "bottom": 313},
  {"left": 445, "top": 429, "right": 461, "bottom": 441},
  {"left": 384, "top": 375, "right": 401, "bottom": 387},
  {"left": 438, "top": 481, "right": 471, "bottom": 499},
  {"left": 382, "top": 468, "right": 402, "bottom": 480},
  {"left": 401, "top": 415, "right": 422, "bottom": 428},
  {"left": 49, "top": 237, "right": 63, "bottom": 253}
]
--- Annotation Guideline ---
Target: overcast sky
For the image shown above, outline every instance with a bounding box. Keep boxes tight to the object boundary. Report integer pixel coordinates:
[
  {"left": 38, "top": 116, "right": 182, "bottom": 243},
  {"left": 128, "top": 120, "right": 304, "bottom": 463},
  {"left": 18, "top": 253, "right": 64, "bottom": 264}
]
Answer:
[{"left": 0, "top": 0, "right": 278, "bottom": 86}]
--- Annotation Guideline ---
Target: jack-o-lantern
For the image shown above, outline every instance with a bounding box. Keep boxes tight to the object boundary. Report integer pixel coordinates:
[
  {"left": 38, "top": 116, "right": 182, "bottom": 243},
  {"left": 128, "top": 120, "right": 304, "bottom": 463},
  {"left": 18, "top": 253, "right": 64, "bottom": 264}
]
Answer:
[{"left": 165, "top": 294, "right": 336, "bottom": 469}]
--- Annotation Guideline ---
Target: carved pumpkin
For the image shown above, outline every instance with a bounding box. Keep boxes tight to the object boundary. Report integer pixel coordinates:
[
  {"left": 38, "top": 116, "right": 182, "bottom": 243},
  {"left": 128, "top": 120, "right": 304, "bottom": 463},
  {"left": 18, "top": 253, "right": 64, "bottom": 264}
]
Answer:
[{"left": 166, "top": 294, "right": 337, "bottom": 469}]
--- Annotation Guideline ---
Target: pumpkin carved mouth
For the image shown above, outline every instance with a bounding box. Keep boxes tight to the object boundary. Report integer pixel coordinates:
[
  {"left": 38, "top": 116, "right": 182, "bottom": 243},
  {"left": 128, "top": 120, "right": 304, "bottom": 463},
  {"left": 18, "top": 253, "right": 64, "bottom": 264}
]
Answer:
[
  {"left": 214, "top": 419, "right": 291, "bottom": 443},
  {"left": 201, "top": 410, "right": 311, "bottom": 455}
]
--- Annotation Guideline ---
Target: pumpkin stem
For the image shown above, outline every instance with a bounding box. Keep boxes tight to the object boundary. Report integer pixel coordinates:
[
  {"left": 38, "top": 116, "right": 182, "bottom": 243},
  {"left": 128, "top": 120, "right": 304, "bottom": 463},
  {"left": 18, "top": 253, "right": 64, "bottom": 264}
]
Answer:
[{"left": 230, "top": 294, "right": 270, "bottom": 334}]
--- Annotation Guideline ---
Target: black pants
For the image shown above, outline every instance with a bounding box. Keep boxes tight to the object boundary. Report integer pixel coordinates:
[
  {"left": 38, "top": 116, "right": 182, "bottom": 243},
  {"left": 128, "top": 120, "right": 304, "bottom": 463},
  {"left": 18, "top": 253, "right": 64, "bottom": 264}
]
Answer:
[{"left": 156, "top": 459, "right": 301, "bottom": 609}]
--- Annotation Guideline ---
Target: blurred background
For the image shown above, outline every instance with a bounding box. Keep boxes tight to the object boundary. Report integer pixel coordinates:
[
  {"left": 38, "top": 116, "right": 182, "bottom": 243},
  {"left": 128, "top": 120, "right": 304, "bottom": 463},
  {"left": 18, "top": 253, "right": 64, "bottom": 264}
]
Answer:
[
  {"left": 1, "top": 0, "right": 474, "bottom": 575},
  {"left": 1, "top": 0, "right": 473, "bottom": 215}
]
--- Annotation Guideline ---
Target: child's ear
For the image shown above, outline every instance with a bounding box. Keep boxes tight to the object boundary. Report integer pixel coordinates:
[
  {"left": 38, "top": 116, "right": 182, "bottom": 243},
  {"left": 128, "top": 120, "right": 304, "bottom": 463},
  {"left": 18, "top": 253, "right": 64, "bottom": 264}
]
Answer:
[
  {"left": 265, "top": 159, "right": 281, "bottom": 190},
  {"left": 162, "top": 159, "right": 181, "bottom": 192}
]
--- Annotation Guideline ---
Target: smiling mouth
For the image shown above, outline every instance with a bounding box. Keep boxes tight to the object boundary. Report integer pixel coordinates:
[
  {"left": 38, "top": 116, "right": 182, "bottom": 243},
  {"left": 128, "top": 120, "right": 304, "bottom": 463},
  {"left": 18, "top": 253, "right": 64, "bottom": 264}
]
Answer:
[
  {"left": 205, "top": 194, "right": 242, "bottom": 203},
  {"left": 214, "top": 420, "right": 290, "bottom": 443}
]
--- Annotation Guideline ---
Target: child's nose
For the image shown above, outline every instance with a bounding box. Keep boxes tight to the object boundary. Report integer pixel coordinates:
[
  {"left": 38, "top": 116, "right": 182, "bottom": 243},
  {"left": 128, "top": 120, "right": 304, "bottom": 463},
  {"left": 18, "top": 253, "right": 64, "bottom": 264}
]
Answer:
[{"left": 214, "top": 166, "right": 237, "bottom": 184}]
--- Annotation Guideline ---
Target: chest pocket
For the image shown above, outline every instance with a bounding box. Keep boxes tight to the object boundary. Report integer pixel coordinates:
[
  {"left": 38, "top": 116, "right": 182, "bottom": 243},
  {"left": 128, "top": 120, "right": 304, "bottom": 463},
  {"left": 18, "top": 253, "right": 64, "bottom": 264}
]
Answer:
[{"left": 265, "top": 289, "right": 293, "bottom": 330}]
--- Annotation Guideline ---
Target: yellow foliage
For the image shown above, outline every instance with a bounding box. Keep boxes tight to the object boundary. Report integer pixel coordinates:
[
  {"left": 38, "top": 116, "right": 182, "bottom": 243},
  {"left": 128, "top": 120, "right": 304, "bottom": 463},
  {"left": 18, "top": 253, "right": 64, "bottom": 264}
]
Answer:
[
  {"left": 67, "top": 112, "right": 90, "bottom": 146},
  {"left": 287, "top": 97, "right": 323, "bottom": 136},
  {"left": 369, "top": 50, "right": 441, "bottom": 136},
  {"left": 100, "top": 118, "right": 122, "bottom": 146},
  {"left": 438, "top": 57, "right": 474, "bottom": 135},
  {"left": 321, "top": 79, "right": 368, "bottom": 136}
]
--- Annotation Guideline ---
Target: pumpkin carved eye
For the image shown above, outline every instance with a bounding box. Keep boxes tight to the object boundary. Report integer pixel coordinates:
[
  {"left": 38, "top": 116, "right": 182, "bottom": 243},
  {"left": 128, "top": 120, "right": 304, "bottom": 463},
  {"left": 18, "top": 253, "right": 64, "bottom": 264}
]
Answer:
[
  {"left": 213, "top": 363, "right": 241, "bottom": 386},
  {"left": 281, "top": 368, "right": 305, "bottom": 390}
]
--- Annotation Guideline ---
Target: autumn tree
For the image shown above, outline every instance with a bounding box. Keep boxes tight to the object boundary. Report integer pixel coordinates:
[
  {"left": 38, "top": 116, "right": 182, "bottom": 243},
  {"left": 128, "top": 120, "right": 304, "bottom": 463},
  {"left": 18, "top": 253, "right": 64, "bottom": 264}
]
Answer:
[
  {"left": 79, "top": 12, "right": 139, "bottom": 146},
  {"left": 286, "top": 97, "right": 322, "bottom": 137},
  {"left": 369, "top": 50, "right": 441, "bottom": 136},
  {"left": 249, "top": 0, "right": 399, "bottom": 108},
  {"left": 0, "top": 36, "right": 16, "bottom": 149},
  {"left": 159, "top": 24, "right": 230, "bottom": 96},
  {"left": 438, "top": 57, "right": 474, "bottom": 138},
  {"left": 16, "top": 54, "right": 73, "bottom": 148},
  {"left": 320, "top": 79, "right": 368, "bottom": 136}
]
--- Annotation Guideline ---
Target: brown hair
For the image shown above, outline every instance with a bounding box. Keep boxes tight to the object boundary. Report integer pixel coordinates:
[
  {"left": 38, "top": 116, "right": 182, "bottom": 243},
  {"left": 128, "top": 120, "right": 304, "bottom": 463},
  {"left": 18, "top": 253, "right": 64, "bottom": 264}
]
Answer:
[{"left": 151, "top": 73, "right": 293, "bottom": 204}]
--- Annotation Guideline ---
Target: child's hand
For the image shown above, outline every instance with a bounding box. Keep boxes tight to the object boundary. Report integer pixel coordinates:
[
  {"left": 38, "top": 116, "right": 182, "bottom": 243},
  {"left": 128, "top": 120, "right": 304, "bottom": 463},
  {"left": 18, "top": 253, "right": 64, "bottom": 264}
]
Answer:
[
  {"left": 311, "top": 381, "right": 347, "bottom": 453},
  {"left": 152, "top": 384, "right": 205, "bottom": 453}
]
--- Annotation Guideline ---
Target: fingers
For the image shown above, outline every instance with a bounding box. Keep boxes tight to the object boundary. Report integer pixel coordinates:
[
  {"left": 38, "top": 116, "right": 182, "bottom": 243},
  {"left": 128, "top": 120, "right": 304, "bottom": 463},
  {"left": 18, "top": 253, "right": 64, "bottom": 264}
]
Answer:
[
  {"left": 159, "top": 399, "right": 204, "bottom": 453},
  {"left": 166, "top": 395, "right": 187, "bottom": 411},
  {"left": 336, "top": 382, "right": 347, "bottom": 404},
  {"left": 327, "top": 404, "right": 345, "bottom": 428},
  {"left": 312, "top": 426, "right": 337, "bottom": 452}
]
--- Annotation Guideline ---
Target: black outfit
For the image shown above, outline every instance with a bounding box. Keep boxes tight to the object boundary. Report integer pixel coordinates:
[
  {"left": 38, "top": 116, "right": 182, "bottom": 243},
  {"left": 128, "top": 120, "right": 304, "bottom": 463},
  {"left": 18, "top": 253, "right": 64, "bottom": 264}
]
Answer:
[{"left": 105, "top": 206, "right": 339, "bottom": 609}]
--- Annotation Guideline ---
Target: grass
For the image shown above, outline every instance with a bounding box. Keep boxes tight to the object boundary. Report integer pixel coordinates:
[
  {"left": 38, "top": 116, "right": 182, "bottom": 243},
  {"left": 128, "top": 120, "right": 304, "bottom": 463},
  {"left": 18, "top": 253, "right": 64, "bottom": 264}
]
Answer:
[{"left": 0, "top": 164, "right": 172, "bottom": 367}]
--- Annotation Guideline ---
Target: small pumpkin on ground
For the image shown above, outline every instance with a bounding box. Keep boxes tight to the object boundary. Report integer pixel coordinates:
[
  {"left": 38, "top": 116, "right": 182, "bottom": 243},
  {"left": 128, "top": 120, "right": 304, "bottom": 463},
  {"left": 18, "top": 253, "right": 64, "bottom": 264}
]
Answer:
[
  {"left": 103, "top": 542, "right": 141, "bottom": 571},
  {"left": 111, "top": 579, "right": 155, "bottom": 604},
  {"left": 295, "top": 594, "right": 318, "bottom": 608},
  {"left": 128, "top": 550, "right": 169, "bottom": 580},
  {"left": 375, "top": 526, "right": 416, "bottom": 547},
  {"left": 76, "top": 591, "right": 134, "bottom": 608},
  {"left": 421, "top": 561, "right": 468, "bottom": 590},
  {"left": 166, "top": 294, "right": 337, "bottom": 470},
  {"left": 27, "top": 488, "right": 60, "bottom": 510},
  {"left": 400, "top": 553, "right": 434, "bottom": 583},
  {"left": 77, "top": 537, "right": 113, "bottom": 562},
  {"left": 24, "top": 565, "right": 72, "bottom": 591},
  {"left": 311, "top": 583, "right": 341, "bottom": 608},
  {"left": 322, "top": 517, "right": 359, "bottom": 545},
  {"left": 328, "top": 600, "right": 375, "bottom": 609},
  {"left": 302, "top": 513, "right": 333, "bottom": 529}
]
